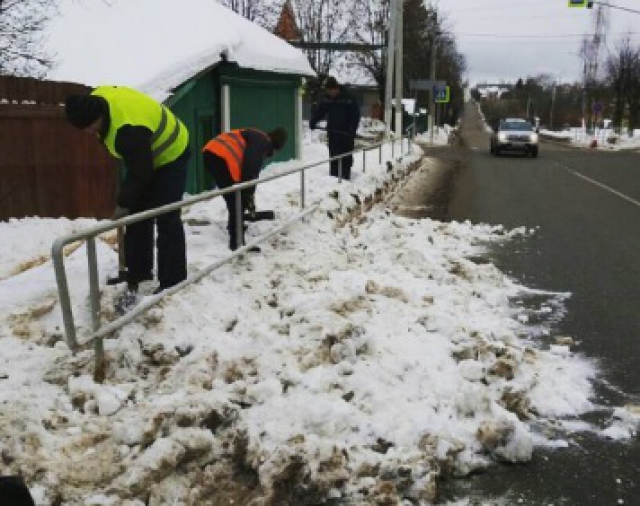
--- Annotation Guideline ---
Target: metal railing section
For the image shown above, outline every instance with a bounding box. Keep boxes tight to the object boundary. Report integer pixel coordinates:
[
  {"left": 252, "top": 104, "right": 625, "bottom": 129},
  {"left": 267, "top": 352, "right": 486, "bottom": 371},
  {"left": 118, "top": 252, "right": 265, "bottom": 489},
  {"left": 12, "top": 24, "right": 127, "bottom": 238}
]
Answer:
[{"left": 52, "top": 135, "right": 411, "bottom": 357}]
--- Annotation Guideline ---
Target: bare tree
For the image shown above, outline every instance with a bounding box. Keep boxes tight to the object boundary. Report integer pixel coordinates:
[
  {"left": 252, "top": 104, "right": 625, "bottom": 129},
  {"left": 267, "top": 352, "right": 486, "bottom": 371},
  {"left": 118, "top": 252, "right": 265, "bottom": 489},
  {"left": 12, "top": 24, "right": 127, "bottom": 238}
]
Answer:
[
  {"left": 220, "top": 0, "right": 348, "bottom": 80},
  {"left": 349, "top": 0, "right": 391, "bottom": 102},
  {"left": 605, "top": 37, "right": 640, "bottom": 133},
  {"left": 0, "top": 0, "right": 56, "bottom": 77},
  {"left": 288, "top": 0, "right": 351, "bottom": 77},
  {"left": 218, "top": 0, "right": 274, "bottom": 27},
  {"left": 348, "top": 0, "right": 465, "bottom": 121}
]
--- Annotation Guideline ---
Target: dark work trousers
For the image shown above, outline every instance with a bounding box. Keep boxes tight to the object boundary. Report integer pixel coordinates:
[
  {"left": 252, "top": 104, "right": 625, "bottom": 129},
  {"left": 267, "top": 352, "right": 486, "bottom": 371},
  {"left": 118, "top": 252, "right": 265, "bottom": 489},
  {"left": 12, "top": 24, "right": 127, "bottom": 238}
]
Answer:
[
  {"left": 203, "top": 152, "right": 252, "bottom": 250},
  {"left": 328, "top": 133, "right": 355, "bottom": 180},
  {"left": 125, "top": 148, "right": 190, "bottom": 288},
  {"left": 0, "top": 476, "right": 35, "bottom": 506}
]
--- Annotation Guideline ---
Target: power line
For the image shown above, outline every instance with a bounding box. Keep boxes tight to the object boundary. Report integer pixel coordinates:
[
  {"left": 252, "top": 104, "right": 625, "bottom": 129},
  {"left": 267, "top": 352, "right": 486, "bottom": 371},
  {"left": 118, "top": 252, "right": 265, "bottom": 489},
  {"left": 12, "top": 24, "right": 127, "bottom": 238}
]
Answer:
[
  {"left": 442, "top": 1, "right": 541, "bottom": 14},
  {"left": 455, "top": 31, "right": 640, "bottom": 40},
  {"left": 591, "top": 1, "right": 640, "bottom": 15},
  {"left": 452, "top": 14, "right": 580, "bottom": 22}
]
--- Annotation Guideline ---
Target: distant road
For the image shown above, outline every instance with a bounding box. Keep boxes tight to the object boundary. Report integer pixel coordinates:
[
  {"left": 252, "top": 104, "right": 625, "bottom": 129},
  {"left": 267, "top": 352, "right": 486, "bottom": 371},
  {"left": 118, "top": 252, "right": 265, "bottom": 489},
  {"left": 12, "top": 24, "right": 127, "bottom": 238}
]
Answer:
[{"left": 436, "top": 101, "right": 640, "bottom": 505}]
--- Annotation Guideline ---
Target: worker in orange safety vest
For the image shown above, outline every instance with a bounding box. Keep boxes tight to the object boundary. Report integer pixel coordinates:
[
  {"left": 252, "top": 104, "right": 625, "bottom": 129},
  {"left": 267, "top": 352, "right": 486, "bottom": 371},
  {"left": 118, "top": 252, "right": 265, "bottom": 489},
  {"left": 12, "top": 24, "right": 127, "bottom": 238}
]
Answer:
[{"left": 202, "top": 127, "right": 287, "bottom": 251}]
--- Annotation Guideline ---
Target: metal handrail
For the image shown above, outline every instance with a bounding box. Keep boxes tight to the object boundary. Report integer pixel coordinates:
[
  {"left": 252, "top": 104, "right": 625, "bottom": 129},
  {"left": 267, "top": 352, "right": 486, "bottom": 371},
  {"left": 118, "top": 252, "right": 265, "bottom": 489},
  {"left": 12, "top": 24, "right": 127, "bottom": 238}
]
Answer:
[
  {"left": 52, "top": 135, "right": 409, "bottom": 358},
  {"left": 82, "top": 206, "right": 319, "bottom": 346}
]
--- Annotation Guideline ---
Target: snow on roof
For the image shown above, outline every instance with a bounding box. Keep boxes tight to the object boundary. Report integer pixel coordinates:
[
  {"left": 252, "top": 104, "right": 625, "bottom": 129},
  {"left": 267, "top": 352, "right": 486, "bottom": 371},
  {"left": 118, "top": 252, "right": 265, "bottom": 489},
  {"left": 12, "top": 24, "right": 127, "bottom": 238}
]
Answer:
[
  {"left": 45, "top": 0, "right": 315, "bottom": 101},
  {"left": 331, "top": 55, "right": 378, "bottom": 88}
]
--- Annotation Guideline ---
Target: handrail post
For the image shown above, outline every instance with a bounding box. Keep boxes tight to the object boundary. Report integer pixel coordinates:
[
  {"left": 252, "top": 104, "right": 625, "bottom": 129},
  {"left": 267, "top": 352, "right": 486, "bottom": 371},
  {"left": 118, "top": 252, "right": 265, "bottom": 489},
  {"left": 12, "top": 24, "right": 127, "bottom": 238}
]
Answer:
[
  {"left": 52, "top": 239, "right": 79, "bottom": 352},
  {"left": 116, "top": 227, "right": 126, "bottom": 278},
  {"left": 235, "top": 188, "right": 243, "bottom": 248},
  {"left": 338, "top": 157, "right": 343, "bottom": 183},
  {"left": 379, "top": 143, "right": 382, "bottom": 164},
  {"left": 300, "top": 170, "right": 306, "bottom": 209},
  {"left": 362, "top": 149, "right": 366, "bottom": 173},
  {"left": 87, "top": 237, "right": 101, "bottom": 327},
  {"left": 87, "top": 237, "right": 106, "bottom": 382}
]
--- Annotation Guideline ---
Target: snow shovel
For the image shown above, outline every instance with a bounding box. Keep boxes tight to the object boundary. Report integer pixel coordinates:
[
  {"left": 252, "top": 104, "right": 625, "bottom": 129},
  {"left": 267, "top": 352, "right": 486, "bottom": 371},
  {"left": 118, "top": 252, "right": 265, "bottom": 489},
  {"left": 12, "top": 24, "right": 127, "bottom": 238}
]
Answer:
[{"left": 243, "top": 210, "right": 275, "bottom": 222}]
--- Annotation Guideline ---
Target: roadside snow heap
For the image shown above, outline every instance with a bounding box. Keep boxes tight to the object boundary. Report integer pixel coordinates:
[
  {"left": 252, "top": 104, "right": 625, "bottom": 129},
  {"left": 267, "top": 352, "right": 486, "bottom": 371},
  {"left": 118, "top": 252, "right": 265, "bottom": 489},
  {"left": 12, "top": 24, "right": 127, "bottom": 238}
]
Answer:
[{"left": 0, "top": 140, "right": 602, "bottom": 505}]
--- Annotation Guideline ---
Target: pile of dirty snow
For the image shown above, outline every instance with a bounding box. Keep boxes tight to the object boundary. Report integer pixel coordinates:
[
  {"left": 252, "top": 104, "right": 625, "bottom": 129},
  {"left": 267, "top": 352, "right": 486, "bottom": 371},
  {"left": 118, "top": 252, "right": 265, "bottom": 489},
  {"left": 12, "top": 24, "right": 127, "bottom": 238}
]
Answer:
[{"left": 0, "top": 136, "right": 612, "bottom": 505}]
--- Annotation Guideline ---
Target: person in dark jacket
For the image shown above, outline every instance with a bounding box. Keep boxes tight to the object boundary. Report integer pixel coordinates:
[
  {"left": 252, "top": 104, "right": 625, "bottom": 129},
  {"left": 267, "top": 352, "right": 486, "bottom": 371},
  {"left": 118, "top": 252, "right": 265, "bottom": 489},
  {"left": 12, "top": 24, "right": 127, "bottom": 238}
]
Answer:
[
  {"left": 309, "top": 76, "right": 361, "bottom": 180},
  {"left": 202, "top": 127, "right": 287, "bottom": 251},
  {"left": 64, "top": 86, "right": 190, "bottom": 296},
  {"left": 0, "top": 476, "right": 35, "bottom": 506}
]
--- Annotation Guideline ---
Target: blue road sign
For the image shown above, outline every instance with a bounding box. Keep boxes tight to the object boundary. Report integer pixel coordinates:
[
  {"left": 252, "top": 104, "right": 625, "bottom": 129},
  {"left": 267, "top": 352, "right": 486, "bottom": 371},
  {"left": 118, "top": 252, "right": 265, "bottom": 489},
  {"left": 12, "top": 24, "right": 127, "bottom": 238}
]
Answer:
[{"left": 434, "top": 86, "right": 450, "bottom": 103}]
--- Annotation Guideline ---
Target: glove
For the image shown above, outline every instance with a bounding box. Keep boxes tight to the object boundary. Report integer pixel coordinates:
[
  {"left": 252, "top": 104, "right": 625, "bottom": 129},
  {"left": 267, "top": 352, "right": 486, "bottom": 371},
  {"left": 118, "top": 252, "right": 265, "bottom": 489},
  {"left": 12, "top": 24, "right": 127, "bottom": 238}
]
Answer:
[{"left": 111, "top": 206, "right": 129, "bottom": 220}]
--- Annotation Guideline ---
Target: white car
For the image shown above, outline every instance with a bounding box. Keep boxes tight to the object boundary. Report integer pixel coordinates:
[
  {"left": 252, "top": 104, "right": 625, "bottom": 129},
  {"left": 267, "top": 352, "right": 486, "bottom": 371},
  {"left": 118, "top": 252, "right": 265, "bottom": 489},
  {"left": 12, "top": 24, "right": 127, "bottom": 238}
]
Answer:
[{"left": 490, "top": 118, "right": 539, "bottom": 157}]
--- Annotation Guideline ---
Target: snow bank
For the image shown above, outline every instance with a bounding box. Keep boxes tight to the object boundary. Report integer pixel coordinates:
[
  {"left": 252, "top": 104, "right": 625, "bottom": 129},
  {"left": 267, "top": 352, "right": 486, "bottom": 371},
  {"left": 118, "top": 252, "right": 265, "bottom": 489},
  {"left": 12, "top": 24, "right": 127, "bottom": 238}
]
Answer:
[{"left": 0, "top": 134, "right": 600, "bottom": 504}]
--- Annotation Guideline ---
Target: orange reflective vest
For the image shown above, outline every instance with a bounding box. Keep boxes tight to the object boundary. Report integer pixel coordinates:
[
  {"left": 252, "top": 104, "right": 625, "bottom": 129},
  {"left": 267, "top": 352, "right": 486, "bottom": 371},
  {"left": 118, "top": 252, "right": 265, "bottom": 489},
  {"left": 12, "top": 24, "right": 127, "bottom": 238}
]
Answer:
[{"left": 202, "top": 130, "right": 246, "bottom": 183}]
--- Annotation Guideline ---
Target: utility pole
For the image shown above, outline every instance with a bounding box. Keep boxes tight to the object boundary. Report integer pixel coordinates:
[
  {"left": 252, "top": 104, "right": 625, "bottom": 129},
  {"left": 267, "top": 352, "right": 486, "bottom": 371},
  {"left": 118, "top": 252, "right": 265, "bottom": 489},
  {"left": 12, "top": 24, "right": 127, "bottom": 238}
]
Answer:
[
  {"left": 394, "top": 0, "right": 403, "bottom": 139},
  {"left": 383, "top": 0, "right": 398, "bottom": 139},
  {"left": 428, "top": 20, "right": 438, "bottom": 145},
  {"left": 584, "top": 2, "right": 608, "bottom": 131},
  {"left": 549, "top": 81, "right": 557, "bottom": 130}
]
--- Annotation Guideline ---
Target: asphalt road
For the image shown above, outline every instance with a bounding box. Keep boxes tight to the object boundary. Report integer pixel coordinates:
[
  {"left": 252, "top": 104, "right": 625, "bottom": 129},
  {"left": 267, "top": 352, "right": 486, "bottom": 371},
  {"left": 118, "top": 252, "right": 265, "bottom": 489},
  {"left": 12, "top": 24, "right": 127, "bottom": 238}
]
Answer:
[{"left": 431, "top": 102, "right": 640, "bottom": 505}]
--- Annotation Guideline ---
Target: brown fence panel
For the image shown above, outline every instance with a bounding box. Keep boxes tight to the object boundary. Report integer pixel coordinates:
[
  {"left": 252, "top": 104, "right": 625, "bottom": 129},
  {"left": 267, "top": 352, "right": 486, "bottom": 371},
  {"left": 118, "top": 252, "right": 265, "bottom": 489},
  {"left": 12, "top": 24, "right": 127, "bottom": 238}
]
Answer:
[
  {"left": 0, "top": 103, "right": 117, "bottom": 220},
  {"left": 0, "top": 75, "right": 91, "bottom": 105}
]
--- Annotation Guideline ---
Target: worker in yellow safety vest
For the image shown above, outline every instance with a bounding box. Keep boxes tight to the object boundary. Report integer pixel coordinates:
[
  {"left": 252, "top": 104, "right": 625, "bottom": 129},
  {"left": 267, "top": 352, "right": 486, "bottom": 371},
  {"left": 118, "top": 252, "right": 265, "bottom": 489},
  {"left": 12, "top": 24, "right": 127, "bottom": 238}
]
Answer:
[
  {"left": 202, "top": 127, "right": 287, "bottom": 251},
  {"left": 65, "top": 86, "right": 190, "bottom": 298}
]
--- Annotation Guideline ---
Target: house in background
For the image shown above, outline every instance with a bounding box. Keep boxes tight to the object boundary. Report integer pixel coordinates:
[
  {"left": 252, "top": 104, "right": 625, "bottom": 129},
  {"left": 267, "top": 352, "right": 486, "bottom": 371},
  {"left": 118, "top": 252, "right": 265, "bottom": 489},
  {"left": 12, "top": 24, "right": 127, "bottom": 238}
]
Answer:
[
  {"left": 273, "top": 0, "right": 302, "bottom": 44},
  {"left": 271, "top": 0, "right": 381, "bottom": 121},
  {"left": 475, "top": 83, "right": 514, "bottom": 100},
  {"left": 335, "top": 68, "right": 383, "bottom": 121},
  {"left": 46, "top": 0, "right": 315, "bottom": 195}
]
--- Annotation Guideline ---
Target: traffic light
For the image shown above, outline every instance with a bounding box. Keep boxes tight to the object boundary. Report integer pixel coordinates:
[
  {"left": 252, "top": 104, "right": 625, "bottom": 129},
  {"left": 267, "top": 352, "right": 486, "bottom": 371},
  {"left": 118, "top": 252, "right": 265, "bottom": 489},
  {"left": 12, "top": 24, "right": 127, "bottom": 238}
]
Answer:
[{"left": 568, "top": 0, "right": 594, "bottom": 7}]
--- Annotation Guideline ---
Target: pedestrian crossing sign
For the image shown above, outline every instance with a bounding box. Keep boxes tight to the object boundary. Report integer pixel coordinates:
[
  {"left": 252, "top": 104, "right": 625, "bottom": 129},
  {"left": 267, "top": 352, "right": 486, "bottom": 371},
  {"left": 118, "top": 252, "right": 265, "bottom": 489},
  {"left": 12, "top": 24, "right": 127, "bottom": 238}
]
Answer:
[{"left": 434, "top": 86, "right": 450, "bottom": 103}]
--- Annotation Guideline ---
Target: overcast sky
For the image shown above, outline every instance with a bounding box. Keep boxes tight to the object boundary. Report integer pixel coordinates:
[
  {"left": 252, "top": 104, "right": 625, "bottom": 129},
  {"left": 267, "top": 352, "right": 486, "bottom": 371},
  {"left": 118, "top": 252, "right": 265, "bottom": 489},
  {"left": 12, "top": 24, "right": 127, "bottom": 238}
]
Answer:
[{"left": 433, "top": 0, "right": 640, "bottom": 85}]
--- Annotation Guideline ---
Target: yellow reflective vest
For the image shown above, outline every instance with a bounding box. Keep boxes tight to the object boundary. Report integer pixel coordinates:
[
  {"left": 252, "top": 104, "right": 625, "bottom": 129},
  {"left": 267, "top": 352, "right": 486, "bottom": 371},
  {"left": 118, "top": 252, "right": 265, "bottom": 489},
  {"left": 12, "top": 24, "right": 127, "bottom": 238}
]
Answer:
[{"left": 91, "top": 86, "right": 189, "bottom": 168}]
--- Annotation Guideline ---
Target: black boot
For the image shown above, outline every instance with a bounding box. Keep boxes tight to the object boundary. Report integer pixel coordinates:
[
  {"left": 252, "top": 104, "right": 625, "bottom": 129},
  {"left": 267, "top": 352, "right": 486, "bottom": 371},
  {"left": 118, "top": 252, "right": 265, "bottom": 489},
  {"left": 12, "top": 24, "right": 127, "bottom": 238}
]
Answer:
[{"left": 114, "top": 283, "right": 139, "bottom": 315}]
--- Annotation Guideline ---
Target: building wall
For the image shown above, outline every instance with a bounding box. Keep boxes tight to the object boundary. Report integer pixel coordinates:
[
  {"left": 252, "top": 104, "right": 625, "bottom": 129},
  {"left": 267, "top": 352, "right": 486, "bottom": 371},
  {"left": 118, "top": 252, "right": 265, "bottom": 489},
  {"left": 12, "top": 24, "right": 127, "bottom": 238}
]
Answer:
[
  {"left": 221, "top": 67, "right": 300, "bottom": 164},
  {"left": 168, "top": 65, "right": 302, "bottom": 195},
  {"left": 167, "top": 75, "right": 218, "bottom": 195}
]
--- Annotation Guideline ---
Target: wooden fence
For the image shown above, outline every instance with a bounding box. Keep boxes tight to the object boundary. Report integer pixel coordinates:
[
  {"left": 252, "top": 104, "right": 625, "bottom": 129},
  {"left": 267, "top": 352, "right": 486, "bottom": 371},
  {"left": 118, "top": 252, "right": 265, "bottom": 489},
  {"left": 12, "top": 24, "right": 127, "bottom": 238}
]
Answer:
[
  {"left": 0, "top": 76, "right": 117, "bottom": 220},
  {"left": 0, "top": 75, "right": 90, "bottom": 105}
]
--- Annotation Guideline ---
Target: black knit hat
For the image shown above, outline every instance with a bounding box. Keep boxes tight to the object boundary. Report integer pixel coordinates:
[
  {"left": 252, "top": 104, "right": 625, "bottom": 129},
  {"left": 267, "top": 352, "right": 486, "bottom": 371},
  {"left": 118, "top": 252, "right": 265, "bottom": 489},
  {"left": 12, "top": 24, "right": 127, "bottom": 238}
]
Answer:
[
  {"left": 0, "top": 476, "right": 35, "bottom": 506},
  {"left": 64, "top": 94, "right": 105, "bottom": 129},
  {"left": 324, "top": 76, "right": 339, "bottom": 89},
  {"left": 268, "top": 127, "right": 287, "bottom": 151}
]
